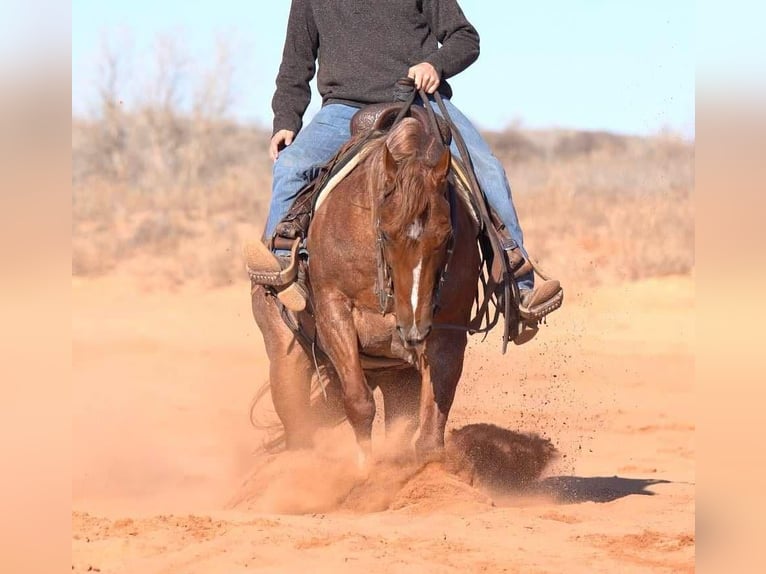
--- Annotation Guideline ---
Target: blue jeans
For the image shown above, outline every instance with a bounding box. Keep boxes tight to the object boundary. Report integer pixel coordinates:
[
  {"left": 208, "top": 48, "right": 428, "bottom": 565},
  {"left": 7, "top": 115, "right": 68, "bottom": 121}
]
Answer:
[{"left": 264, "top": 100, "right": 534, "bottom": 290}]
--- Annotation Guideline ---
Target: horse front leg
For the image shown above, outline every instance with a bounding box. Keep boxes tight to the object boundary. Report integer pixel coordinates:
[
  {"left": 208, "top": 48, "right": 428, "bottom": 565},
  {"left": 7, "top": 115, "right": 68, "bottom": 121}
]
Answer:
[
  {"left": 413, "top": 332, "right": 467, "bottom": 461},
  {"left": 314, "top": 297, "right": 376, "bottom": 467}
]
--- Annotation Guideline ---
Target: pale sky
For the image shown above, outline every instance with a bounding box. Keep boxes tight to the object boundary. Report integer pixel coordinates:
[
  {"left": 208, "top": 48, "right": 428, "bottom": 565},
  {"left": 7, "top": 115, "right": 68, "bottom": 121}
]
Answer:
[{"left": 71, "top": 1, "right": 696, "bottom": 137}]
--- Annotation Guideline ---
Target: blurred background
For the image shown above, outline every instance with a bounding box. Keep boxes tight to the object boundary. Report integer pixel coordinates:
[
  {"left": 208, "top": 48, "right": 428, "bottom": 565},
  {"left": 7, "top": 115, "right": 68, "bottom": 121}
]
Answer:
[{"left": 71, "top": 0, "right": 694, "bottom": 290}]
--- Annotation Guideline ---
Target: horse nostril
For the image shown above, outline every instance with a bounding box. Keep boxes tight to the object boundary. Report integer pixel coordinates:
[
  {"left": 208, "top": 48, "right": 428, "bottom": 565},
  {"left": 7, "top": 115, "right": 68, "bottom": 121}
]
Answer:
[{"left": 403, "top": 326, "right": 432, "bottom": 348}]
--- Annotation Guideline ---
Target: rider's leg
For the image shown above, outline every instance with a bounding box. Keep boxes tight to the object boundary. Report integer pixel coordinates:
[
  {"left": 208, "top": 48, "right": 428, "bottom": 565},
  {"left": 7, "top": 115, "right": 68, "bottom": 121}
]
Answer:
[
  {"left": 430, "top": 98, "right": 534, "bottom": 290},
  {"left": 430, "top": 98, "right": 562, "bottom": 326},
  {"left": 263, "top": 104, "right": 357, "bottom": 241},
  {"left": 249, "top": 104, "right": 357, "bottom": 311}
]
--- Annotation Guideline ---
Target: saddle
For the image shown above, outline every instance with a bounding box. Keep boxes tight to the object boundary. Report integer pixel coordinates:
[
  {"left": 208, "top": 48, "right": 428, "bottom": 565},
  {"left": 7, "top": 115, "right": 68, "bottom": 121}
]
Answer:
[{"left": 350, "top": 102, "right": 452, "bottom": 144}]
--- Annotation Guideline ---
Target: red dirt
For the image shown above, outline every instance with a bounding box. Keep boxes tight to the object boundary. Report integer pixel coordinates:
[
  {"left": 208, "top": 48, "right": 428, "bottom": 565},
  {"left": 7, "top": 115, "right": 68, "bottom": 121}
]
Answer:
[{"left": 72, "top": 273, "right": 694, "bottom": 572}]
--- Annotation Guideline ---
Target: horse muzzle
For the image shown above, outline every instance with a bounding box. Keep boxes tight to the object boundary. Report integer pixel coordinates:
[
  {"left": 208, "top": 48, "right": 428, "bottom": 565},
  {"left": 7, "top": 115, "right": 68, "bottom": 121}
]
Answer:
[{"left": 396, "top": 322, "right": 433, "bottom": 348}]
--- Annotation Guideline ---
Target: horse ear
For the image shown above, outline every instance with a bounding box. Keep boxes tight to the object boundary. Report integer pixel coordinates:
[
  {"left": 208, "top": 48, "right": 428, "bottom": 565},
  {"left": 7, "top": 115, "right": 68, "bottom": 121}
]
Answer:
[
  {"left": 384, "top": 145, "right": 397, "bottom": 181},
  {"left": 436, "top": 146, "right": 451, "bottom": 178}
]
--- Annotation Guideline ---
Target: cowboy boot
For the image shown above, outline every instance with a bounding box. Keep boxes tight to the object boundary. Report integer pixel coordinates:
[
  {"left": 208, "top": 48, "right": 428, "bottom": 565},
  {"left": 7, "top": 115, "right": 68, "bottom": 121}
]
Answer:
[
  {"left": 519, "top": 279, "right": 563, "bottom": 322},
  {"left": 509, "top": 250, "right": 563, "bottom": 322},
  {"left": 507, "top": 249, "right": 563, "bottom": 345},
  {"left": 244, "top": 239, "right": 307, "bottom": 312},
  {"left": 509, "top": 279, "right": 563, "bottom": 345}
]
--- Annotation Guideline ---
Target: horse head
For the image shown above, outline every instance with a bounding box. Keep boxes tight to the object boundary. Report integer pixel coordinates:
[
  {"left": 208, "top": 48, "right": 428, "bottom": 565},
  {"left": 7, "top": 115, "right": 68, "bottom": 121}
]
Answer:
[{"left": 372, "top": 117, "right": 453, "bottom": 349}]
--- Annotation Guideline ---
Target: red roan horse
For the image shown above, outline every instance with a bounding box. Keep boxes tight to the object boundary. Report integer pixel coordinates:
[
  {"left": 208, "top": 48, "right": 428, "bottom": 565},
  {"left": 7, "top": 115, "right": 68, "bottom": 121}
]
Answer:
[{"left": 251, "top": 115, "right": 480, "bottom": 465}]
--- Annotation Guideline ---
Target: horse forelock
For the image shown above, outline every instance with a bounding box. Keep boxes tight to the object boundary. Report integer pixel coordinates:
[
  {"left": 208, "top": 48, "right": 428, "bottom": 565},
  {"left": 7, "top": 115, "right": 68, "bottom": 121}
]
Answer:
[
  {"left": 369, "top": 118, "right": 449, "bottom": 238},
  {"left": 385, "top": 117, "right": 424, "bottom": 162}
]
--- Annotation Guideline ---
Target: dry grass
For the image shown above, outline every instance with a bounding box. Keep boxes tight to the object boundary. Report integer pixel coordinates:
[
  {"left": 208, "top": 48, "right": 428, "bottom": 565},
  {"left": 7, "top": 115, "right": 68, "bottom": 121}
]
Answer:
[
  {"left": 72, "top": 114, "right": 693, "bottom": 291},
  {"left": 72, "top": 113, "right": 272, "bottom": 288},
  {"left": 505, "top": 130, "right": 694, "bottom": 288}
]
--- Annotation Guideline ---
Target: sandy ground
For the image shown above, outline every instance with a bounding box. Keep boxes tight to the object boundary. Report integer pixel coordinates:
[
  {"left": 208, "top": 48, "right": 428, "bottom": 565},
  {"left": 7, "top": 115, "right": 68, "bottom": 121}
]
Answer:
[{"left": 72, "top": 274, "right": 694, "bottom": 573}]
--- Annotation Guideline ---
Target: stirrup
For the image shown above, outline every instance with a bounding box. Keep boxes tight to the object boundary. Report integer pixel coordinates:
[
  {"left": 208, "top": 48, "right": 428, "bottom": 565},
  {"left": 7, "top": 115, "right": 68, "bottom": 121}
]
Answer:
[
  {"left": 245, "top": 239, "right": 307, "bottom": 312},
  {"left": 519, "top": 279, "right": 563, "bottom": 322},
  {"left": 512, "top": 289, "right": 563, "bottom": 346},
  {"left": 512, "top": 262, "right": 563, "bottom": 345},
  {"left": 244, "top": 238, "right": 301, "bottom": 287},
  {"left": 509, "top": 246, "right": 564, "bottom": 321}
]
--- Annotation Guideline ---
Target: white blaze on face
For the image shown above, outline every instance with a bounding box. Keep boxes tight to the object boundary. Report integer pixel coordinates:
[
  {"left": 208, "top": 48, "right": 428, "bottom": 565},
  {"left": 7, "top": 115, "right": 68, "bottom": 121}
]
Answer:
[
  {"left": 411, "top": 258, "right": 423, "bottom": 317},
  {"left": 406, "top": 218, "right": 424, "bottom": 240},
  {"left": 407, "top": 218, "right": 425, "bottom": 326}
]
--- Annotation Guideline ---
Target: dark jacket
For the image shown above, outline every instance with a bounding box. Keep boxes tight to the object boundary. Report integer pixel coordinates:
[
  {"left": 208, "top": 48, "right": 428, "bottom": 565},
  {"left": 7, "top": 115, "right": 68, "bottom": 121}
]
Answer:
[{"left": 272, "top": 0, "right": 480, "bottom": 135}]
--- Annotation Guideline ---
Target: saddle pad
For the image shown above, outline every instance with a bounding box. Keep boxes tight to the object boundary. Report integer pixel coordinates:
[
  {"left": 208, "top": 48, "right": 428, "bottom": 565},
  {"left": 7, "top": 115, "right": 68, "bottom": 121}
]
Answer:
[
  {"left": 313, "top": 141, "right": 377, "bottom": 213},
  {"left": 450, "top": 158, "right": 480, "bottom": 226}
]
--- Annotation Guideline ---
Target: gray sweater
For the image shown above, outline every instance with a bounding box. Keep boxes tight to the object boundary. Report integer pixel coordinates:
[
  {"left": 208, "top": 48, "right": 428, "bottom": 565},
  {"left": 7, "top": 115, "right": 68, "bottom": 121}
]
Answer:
[{"left": 272, "top": 0, "right": 480, "bottom": 135}]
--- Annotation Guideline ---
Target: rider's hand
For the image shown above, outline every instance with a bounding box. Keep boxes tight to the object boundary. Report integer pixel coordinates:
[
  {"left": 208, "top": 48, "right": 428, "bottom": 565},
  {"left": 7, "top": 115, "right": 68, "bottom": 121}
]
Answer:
[
  {"left": 407, "top": 62, "right": 440, "bottom": 94},
  {"left": 270, "top": 129, "right": 296, "bottom": 161}
]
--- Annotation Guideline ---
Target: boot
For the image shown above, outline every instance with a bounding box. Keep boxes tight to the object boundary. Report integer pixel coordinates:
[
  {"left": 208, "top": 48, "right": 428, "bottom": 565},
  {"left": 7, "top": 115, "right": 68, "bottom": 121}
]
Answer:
[
  {"left": 519, "top": 279, "right": 563, "bottom": 321},
  {"left": 244, "top": 240, "right": 307, "bottom": 312},
  {"left": 509, "top": 280, "right": 563, "bottom": 346}
]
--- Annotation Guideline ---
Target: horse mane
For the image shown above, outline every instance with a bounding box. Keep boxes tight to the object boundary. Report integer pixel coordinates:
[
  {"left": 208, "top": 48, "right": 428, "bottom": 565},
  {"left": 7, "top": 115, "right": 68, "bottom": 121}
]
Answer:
[{"left": 366, "top": 117, "right": 447, "bottom": 235}]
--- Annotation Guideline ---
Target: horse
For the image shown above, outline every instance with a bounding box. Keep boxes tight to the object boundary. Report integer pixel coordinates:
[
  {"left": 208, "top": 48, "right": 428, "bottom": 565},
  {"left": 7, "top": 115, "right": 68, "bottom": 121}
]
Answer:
[{"left": 251, "top": 114, "right": 481, "bottom": 464}]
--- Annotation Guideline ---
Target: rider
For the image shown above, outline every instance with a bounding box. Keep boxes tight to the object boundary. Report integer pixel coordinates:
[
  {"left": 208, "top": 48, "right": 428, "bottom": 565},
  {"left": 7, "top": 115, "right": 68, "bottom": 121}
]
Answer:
[{"left": 251, "top": 0, "right": 562, "bottom": 338}]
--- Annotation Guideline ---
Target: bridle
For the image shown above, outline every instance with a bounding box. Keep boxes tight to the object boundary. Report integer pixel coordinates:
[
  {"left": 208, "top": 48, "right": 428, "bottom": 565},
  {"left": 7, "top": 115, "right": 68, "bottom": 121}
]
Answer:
[
  {"left": 373, "top": 199, "right": 456, "bottom": 318},
  {"left": 374, "top": 222, "right": 394, "bottom": 314}
]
